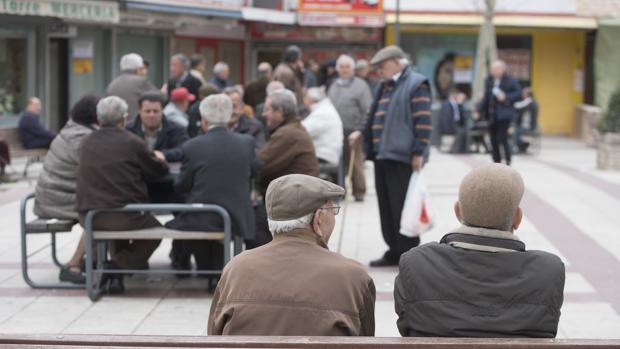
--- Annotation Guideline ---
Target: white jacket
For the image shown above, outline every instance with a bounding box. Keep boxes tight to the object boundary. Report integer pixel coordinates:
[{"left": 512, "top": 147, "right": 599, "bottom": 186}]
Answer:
[{"left": 302, "top": 98, "right": 343, "bottom": 165}]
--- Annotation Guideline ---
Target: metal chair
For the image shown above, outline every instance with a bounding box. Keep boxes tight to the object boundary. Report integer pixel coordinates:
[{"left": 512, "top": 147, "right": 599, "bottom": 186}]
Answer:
[{"left": 20, "top": 193, "right": 83, "bottom": 289}]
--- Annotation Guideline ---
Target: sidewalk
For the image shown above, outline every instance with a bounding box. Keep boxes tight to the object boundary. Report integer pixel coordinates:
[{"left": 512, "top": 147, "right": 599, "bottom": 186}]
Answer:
[{"left": 0, "top": 137, "right": 619, "bottom": 338}]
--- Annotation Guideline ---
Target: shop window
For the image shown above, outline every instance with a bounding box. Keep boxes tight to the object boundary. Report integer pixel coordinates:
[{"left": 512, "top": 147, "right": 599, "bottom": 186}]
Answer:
[
  {"left": 497, "top": 35, "right": 533, "bottom": 87},
  {"left": 0, "top": 38, "right": 27, "bottom": 116}
]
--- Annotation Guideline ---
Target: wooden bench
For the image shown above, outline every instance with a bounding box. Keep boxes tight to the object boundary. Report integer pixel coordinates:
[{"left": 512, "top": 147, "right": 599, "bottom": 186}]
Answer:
[
  {"left": 84, "top": 203, "right": 242, "bottom": 301},
  {"left": 20, "top": 193, "right": 82, "bottom": 289},
  {"left": 0, "top": 334, "right": 618, "bottom": 348},
  {"left": 0, "top": 125, "right": 48, "bottom": 177}
]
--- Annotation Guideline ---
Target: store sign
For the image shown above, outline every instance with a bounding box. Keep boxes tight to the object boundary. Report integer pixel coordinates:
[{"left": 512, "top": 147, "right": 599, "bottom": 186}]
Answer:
[
  {"left": 299, "top": 0, "right": 383, "bottom": 13},
  {"left": 0, "top": 0, "right": 119, "bottom": 23},
  {"left": 298, "top": 12, "right": 384, "bottom": 27},
  {"left": 250, "top": 22, "right": 382, "bottom": 42}
]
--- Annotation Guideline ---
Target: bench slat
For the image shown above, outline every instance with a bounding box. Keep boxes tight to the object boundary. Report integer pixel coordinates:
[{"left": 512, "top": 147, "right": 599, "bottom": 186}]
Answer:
[
  {"left": 26, "top": 219, "right": 77, "bottom": 233},
  {"left": 93, "top": 227, "right": 224, "bottom": 240}
]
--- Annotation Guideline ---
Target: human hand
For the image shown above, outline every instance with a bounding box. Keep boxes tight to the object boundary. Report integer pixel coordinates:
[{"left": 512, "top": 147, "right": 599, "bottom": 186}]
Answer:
[
  {"left": 153, "top": 150, "right": 166, "bottom": 162},
  {"left": 411, "top": 155, "right": 423, "bottom": 171},
  {"left": 348, "top": 131, "right": 362, "bottom": 146}
]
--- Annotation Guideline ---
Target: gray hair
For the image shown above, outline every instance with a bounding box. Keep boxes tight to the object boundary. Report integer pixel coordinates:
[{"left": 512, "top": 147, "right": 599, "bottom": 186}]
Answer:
[
  {"left": 492, "top": 59, "right": 507, "bottom": 71},
  {"left": 257, "top": 62, "right": 272, "bottom": 78},
  {"left": 266, "top": 80, "right": 285, "bottom": 95},
  {"left": 213, "top": 61, "right": 229, "bottom": 74},
  {"left": 268, "top": 89, "right": 297, "bottom": 120},
  {"left": 120, "top": 53, "right": 143, "bottom": 72},
  {"left": 336, "top": 54, "right": 355, "bottom": 69},
  {"left": 199, "top": 94, "right": 232, "bottom": 126},
  {"left": 171, "top": 53, "right": 189, "bottom": 68},
  {"left": 268, "top": 212, "right": 314, "bottom": 235},
  {"left": 355, "top": 59, "right": 369, "bottom": 70},
  {"left": 97, "top": 96, "right": 128, "bottom": 127},
  {"left": 223, "top": 86, "right": 241, "bottom": 99},
  {"left": 306, "top": 86, "right": 326, "bottom": 103}
]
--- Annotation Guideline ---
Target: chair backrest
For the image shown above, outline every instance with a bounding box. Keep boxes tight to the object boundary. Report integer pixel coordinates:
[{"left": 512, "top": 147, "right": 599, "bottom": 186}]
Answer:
[{"left": 0, "top": 126, "right": 25, "bottom": 151}]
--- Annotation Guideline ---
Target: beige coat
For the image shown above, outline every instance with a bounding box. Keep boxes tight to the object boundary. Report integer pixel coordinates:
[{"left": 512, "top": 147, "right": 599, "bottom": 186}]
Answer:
[{"left": 208, "top": 228, "right": 376, "bottom": 336}]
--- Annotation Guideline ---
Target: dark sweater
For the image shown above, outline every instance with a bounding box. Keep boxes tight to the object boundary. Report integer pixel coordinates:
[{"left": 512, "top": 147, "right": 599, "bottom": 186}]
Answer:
[
  {"left": 76, "top": 127, "right": 169, "bottom": 213},
  {"left": 17, "top": 111, "right": 56, "bottom": 149}
]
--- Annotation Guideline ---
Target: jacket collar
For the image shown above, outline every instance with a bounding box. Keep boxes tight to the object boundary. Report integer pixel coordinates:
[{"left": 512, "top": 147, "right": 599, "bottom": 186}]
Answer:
[
  {"left": 272, "top": 227, "right": 328, "bottom": 250},
  {"left": 270, "top": 117, "right": 299, "bottom": 135},
  {"left": 440, "top": 225, "right": 525, "bottom": 253}
]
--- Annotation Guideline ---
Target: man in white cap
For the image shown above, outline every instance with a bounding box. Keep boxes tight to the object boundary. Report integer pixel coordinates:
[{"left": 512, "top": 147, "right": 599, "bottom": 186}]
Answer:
[
  {"left": 208, "top": 174, "right": 375, "bottom": 336},
  {"left": 350, "top": 45, "right": 433, "bottom": 267},
  {"left": 395, "top": 163, "right": 565, "bottom": 337},
  {"left": 106, "top": 53, "right": 157, "bottom": 121}
]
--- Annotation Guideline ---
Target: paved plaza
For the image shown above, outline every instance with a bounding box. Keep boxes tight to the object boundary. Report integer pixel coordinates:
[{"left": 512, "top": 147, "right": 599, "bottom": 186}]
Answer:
[{"left": 0, "top": 137, "right": 619, "bottom": 338}]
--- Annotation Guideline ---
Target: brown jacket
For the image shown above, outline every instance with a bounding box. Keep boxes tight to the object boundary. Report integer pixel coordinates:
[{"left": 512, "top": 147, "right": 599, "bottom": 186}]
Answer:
[
  {"left": 258, "top": 118, "right": 319, "bottom": 193},
  {"left": 76, "top": 127, "right": 169, "bottom": 214},
  {"left": 208, "top": 228, "right": 376, "bottom": 336}
]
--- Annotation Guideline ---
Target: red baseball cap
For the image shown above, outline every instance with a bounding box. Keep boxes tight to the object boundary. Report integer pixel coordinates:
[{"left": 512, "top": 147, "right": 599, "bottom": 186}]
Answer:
[{"left": 170, "top": 87, "right": 196, "bottom": 103}]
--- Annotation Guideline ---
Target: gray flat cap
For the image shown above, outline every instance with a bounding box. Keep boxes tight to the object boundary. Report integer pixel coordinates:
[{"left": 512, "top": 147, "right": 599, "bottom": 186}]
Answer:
[
  {"left": 266, "top": 174, "right": 345, "bottom": 221},
  {"left": 370, "top": 45, "right": 405, "bottom": 65},
  {"left": 458, "top": 163, "right": 525, "bottom": 230}
]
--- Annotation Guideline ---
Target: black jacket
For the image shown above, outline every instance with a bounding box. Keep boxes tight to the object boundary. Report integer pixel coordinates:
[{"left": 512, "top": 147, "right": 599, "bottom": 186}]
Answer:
[
  {"left": 126, "top": 116, "right": 189, "bottom": 162},
  {"left": 478, "top": 75, "right": 522, "bottom": 123},
  {"left": 395, "top": 227, "right": 565, "bottom": 338},
  {"left": 167, "top": 127, "right": 262, "bottom": 240},
  {"left": 234, "top": 115, "right": 266, "bottom": 149},
  {"left": 167, "top": 72, "right": 202, "bottom": 101},
  {"left": 17, "top": 111, "right": 56, "bottom": 149}
]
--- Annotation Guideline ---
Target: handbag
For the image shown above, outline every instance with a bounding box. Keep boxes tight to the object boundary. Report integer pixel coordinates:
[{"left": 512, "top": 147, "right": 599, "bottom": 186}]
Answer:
[{"left": 399, "top": 171, "right": 435, "bottom": 237}]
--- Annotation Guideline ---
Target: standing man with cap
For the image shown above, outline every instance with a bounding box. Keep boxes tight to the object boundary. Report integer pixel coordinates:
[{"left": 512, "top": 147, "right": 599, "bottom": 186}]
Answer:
[
  {"left": 349, "top": 45, "right": 433, "bottom": 267},
  {"left": 107, "top": 53, "right": 157, "bottom": 121},
  {"left": 163, "top": 87, "right": 195, "bottom": 128},
  {"left": 395, "top": 164, "right": 565, "bottom": 337},
  {"left": 208, "top": 174, "right": 375, "bottom": 336}
]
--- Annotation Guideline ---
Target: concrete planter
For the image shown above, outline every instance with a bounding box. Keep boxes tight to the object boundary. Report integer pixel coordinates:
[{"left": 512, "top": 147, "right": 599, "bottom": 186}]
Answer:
[{"left": 597, "top": 133, "right": 620, "bottom": 170}]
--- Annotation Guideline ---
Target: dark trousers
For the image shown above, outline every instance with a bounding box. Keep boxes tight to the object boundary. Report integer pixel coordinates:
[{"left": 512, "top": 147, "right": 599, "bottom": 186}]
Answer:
[
  {"left": 79, "top": 212, "right": 161, "bottom": 269},
  {"left": 374, "top": 159, "right": 420, "bottom": 262},
  {"left": 489, "top": 121, "right": 512, "bottom": 165},
  {"left": 246, "top": 200, "right": 272, "bottom": 249}
]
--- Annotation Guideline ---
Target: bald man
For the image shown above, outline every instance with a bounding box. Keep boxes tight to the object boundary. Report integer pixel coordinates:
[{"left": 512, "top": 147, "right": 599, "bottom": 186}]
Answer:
[
  {"left": 17, "top": 97, "right": 56, "bottom": 149},
  {"left": 395, "top": 164, "right": 564, "bottom": 338},
  {"left": 244, "top": 62, "right": 273, "bottom": 110}
]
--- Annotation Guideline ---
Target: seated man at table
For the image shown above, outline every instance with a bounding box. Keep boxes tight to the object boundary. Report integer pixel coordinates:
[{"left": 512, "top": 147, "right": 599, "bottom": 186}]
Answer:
[
  {"left": 126, "top": 91, "right": 189, "bottom": 163},
  {"left": 208, "top": 174, "right": 375, "bottom": 336},
  {"left": 76, "top": 96, "right": 169, "bottom": 293},
  {"left": 166, "top": 94, "right": 261, "bottom": 286},
  {"left": 395, "top": 163, "right": 565, "bottom": 338}
]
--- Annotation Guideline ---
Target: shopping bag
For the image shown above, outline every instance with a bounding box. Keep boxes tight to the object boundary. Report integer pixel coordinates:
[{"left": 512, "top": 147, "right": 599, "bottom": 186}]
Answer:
[{"left": 399, "top": 171, "right": 435, "bottom": 237}]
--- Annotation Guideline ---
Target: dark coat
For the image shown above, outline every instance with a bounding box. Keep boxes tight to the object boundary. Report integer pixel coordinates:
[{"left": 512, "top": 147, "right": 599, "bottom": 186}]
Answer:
[
  {"left": 126, "top": 116, "right": 189, "bottom": 162},
  {"left": 234, "top": 115, "right": 266, "bottom": 149},
  {"left": 244, "top": 77, "right": 269, "bottom": 110},
  {"left": 167, "top": 72, "right": 202, "bottom": 101},
  {"left": 208, "top": 76, "right": 230, "bottom": 92},
  {"left": 166, "top": 127, "right": 262, "bottom": 240},
  {"left": 395, "top": 227, "right": 565, "bottom": 338},
  {"left": 106, "top": 72, "right": 157, "bottom": 120},
  {"left": 76, "top": 127, "right": 169, "bottom": 214},
  {"left": 516, "top": 99, "right": 539, "bottom": 131},
  {"left": 257, "top": 118, "right": 319, "bottom": 194},
  {"left": 208, "top": 228, "right": 375, "bottom": 336},
  {"left": 186, "top": 101, "right": 202, "bottom": 138},
  {"left": 479, "top": 75, "right": 522, "bottom": 123},
  {"left": 17, "top": 111, "right": 56, "bottom": 149}
]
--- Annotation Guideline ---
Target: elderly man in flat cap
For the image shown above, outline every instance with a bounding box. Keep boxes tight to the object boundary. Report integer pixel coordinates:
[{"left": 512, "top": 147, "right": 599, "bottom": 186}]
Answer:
[
  {"left": 208, "top": 174, "right": 376, "bottom": 336},
  {"left": 395, "top": 164, "right": 565, "bottom": 338},
  {"left": 350, "top": 45, "right": 433, "bottom": 267}
]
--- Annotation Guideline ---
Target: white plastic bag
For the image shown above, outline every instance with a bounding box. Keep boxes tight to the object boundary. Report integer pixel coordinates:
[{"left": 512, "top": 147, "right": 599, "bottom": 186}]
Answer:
[{"left": 399, "top": 171, "right": 435, "bottom": 237}]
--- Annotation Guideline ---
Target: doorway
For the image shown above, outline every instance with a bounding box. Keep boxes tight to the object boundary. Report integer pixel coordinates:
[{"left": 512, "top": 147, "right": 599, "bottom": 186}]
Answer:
[{"left": 49, "top": 38, "right": 69, "bottom": 131}]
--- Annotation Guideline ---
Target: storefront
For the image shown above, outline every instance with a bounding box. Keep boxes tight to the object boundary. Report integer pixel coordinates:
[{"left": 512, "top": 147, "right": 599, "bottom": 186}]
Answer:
[{"left": 385, "top": 21, "right": 594, "bottom": 136}]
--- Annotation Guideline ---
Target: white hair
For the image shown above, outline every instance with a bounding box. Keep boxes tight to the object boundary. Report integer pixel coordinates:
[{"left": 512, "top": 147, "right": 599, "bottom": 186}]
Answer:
[
  {"left": 213, "top": 61, "right": 229, "bottom": 74},
  {"left": 120, "top": 53, "right": 143, "bottom": 72},
  {"left": 268, "top": 212, "right": 314, "bottom": 235},
  {"left": 492, "top": 59, "right": 507, "bottom": 70},
  {"left": 97, "top": 96, "right": 128, "bottom": 126},
  {"left": 399, "top": 57, "right": 410, "bottom": 66},
  {"left": 336, "top": 54, "right": 355, "bottom": 69},
  {"left": 171, "top": 53, "right": 189, "bottom": 68},
  {"left": 306, "top": 86, "right": 326, "bottom": 102},
  {"left": 268, "top": 89, "right": 298, "bottom": 120},
  {"left": 199, "top": 94, "right": 232, "bottom": 126},
  {"left": 266, "top": 80, "right": 285, "bottom": 95},
  {"left": 355, "top": 59, "right": 369, "bottom": 70}
]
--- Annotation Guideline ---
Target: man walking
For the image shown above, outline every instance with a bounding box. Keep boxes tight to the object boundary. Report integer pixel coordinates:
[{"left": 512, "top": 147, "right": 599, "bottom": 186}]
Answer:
[
  {"left": 477, "top": 60, "right": 521, "bottom": 165},
  {"left": 350, "top": 46, "right": 432, "bottom": 267},
  {"left": 328, "top": 54, "right": 372, "bottom": 201}
]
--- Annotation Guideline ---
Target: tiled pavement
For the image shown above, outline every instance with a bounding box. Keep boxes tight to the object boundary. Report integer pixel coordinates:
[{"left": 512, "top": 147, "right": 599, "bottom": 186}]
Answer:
[{"left": 0, "top": 137, "right": 619, "bottom": 338}]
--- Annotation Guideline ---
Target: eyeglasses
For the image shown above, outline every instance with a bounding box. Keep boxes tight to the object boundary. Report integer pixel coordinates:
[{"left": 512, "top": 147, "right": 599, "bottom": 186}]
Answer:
[{"left": 320, "top": 206, "right": 341, "bottom": 215}]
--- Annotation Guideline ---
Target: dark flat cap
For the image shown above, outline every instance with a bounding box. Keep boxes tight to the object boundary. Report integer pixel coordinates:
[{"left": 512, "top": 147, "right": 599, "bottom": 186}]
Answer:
[
  {"left": 266, "top": 174, "right": 345, "bottom": 221},
  {"left": 370, "top": 45, "right": 405, "bottom": 65}
]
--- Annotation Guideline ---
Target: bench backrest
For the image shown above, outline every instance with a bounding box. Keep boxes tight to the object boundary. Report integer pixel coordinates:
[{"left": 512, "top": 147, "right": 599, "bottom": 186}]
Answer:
[
  {"left": 1, "top": 334, "right": 619, "bottom": 349},
  {"left": 0, "top": 126, "right": 25, "bottom": 151}
]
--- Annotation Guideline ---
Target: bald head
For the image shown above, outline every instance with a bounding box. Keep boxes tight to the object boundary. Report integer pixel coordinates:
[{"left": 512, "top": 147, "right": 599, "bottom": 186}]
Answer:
[
  {"left": 26, "top": 97, "right": 42, "bottom": 115},
  {"left": 456, "top": 163, "right": 524, "bottom": 231},
  {"left": 491, "top": 60, "right": 507, "bottom": 80}
]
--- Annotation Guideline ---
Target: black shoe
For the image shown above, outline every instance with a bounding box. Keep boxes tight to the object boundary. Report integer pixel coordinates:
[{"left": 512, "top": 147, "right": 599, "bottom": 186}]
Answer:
[
  {"left": 369, "top": 257, "right": 399, "bottom": 267},
  {"left": 59, "top": 267, "right": 86, "bottom": 284}
]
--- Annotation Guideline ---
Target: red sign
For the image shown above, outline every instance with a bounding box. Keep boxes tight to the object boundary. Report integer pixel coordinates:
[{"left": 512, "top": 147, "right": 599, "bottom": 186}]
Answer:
[
  {"left": 299, "top": 0, "right": 383, "bottom": 13},
  {"left": 298, "top": 12, "right": 384, "bottom": 27},
  {"left": 250, "top": 22, "right": 382, "bottom": 42}
]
